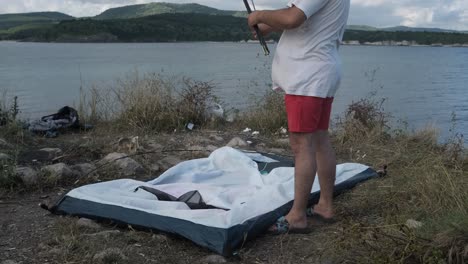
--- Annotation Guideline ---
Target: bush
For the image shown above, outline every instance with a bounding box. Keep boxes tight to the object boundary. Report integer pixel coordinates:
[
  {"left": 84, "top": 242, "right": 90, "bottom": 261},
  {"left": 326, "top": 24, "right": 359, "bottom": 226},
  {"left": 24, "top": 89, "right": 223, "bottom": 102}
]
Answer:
[
  {"left": 79, "top": 72, "right": 221, "bottom": 132},
  {"left": 237, "top": 90, "right": 287, "bottom": 134},
  {"left": 0, "top": 92, "right": 19, "bottom": 126},
  {"left": 323, "top": 94, "right": 467, "bottom": 263}
]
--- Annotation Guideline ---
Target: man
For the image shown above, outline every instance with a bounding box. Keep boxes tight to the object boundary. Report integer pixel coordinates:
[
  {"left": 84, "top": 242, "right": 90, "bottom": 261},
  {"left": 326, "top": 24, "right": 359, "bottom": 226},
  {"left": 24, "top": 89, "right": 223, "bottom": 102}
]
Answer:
[{"left": 247, "top": 0, "right": 350, "bottom": 234}]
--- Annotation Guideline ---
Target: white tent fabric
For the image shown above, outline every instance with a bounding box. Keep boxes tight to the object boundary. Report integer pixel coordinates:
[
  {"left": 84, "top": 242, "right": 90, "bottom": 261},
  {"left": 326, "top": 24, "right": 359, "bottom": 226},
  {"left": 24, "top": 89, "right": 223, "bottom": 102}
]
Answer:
[{"left": 66, "top": 147, "right": 370, "bottom": 229}]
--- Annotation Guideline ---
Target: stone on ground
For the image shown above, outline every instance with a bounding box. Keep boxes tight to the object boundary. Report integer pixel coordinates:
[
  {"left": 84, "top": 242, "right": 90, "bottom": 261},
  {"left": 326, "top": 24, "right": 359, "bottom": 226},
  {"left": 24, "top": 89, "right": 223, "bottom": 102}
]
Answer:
[
  {"left": 85, "top": 230, "right": 121, "bottom": 239},
  {"left": 199, "top": 254, "right": 227, "bottom": 264},
  {"left": 0, "top": 138, "right": 11, "bottom": 148},
  {"left": 158, "top": 156, "right": 182, "bottom": 171},
  {"left": 209, "top": 135, "right": 224, "bottom": 142},
  {"left": 71, "top": 163, "right": 97, "bottom": 177},
  {"left": 0, "top": 153, "right": 11, "bottom": 161},
  {"left": 100, "top": 153, "right": 144, "bottom": 176},
  {"left": 39, "top": 148, "right": 63, "bottom": 159},
  {"left": 93, "top": 248, "right": 126, "bottom": 263},
  {"left": 206, "top": 145, "right": 219, "bottom": 152},
  {"left": 77, "top": 218, "right": 102, "bottom": 230},
  {"left": 1, "top": 260, "right": 19, "bottom": 264},
  {"left": 15, "top": 166, "right": 39, "bottom": 186},
  {"left": 226, "top": 137, "right": 248, "bottom": 148},
  {"left": 405, "top": 219, "right": 423, "bottom": 229},
  {"left": 42, "top": 163, "right": 74, "bottom": 182},
  {"left": 276, "top": 138, "right": 290, "bottom": 145}
]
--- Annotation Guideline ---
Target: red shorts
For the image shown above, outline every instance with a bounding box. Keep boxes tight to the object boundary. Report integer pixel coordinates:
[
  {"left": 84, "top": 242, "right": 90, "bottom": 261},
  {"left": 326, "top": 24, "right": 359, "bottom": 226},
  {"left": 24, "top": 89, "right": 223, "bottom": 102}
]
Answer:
[{"left": 285, "top": 95, "right": 334, "bottom": 133}]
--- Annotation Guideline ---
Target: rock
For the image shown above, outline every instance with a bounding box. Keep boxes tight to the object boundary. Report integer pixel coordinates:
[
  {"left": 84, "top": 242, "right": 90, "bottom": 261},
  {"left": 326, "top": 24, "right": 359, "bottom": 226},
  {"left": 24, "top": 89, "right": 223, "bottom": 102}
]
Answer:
[
  {"left": 226, "top": 137, "right": 248, "bottom": 148},
  {"left": 194, "top": 137, "right": 213, "bottom": 145},
  {"left": 206, "top": 145, "right": 219, "bottom": 152},
  {"left": 276, "top": 138, "right": 290, "bottom": 145},
  {"left": 189, "top": 145, "right": 206, "bottom": 152},
  {"left": 42, "top": 163, "right": 74, "bottom": 182},
  {"left": 200, "top": 255, "right": 227, "bottom": 264},
  {"left": 209, "top": 135, "right": 224, "bottom": 142},
  {"left": 48, "top": 247, "right": 62, "bottom": 255},
  {"left": 279, "top": 127, "right": 288, "bottom": 135},
  {"left": 188, "top": 145, "right": 214, "bottom": 156},
  {"left": 77, "top": 218, "right": 102, "bottom": 230},
  {"left": 1, "top": 260, "right": 18, "bottom": 264},
  {"left": 405, "top": 219, "right": 423, "bottom": 229},
  {"left": 15, "top": 166, "right": 39, "bottom": 186},
  {"left": 39, "top": 148, "right": 63, "bottom": 159},
  {"left": 93, "top": 248, "right": 126, "bottom": 263},
  {"left": 85, "top": 230, "right": 121, "bottom": 239},
  {"left": 0, "top": 153, "right": 11, "bottom": 161},
  {"left": 150, "top": 164, "right": 160, "bottom": 172},
  {"left": 267, "top": 148, "right": 285, "bottom": 154},
  {"left": 100, "top": 153, "right": 144, "bottom": 176},
  {"left": 71, "top": 163, "right": 97, "bottom": 177},
  {"left": 0, "top": 138, "right": 11, "bottom": 148},
  {"left": 147, "top": 141, "right": 164, "bottom": 150},
  {"left": 158, "top": 156, "right": 182, "bottom": 171},
  {"left": 152, "top": 234, "right": 168, "bottom": 242},
  {"left": 18, "top": 148, "right": 63, "bottom": 163}
]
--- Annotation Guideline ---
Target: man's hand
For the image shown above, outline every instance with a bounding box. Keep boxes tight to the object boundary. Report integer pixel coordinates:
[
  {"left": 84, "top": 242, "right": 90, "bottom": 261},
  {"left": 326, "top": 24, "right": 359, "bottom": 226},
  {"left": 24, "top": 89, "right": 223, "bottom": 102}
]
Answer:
[
  {"left": 247, "top": 11, "right": 262, "bottom": 29},
  {"left": 248, "top": 7, "right": 306, "bottom": 31},
  {"left": 252, "top": 24, "right": 274, "bottom": 39}
]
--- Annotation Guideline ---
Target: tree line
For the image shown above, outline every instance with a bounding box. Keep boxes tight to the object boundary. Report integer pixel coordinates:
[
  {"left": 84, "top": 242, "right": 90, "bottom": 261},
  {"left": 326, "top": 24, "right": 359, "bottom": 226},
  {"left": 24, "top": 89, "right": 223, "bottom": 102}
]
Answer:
[{"left": 1, "top": 13, "right": 467, "bottom": 45}]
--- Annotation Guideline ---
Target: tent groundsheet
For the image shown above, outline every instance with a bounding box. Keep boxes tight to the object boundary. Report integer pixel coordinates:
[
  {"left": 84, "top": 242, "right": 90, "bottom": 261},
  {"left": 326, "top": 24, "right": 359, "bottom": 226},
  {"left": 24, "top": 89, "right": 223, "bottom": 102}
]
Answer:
[{"left": 50, "top": 147, "right": 377, "bottom": 256}]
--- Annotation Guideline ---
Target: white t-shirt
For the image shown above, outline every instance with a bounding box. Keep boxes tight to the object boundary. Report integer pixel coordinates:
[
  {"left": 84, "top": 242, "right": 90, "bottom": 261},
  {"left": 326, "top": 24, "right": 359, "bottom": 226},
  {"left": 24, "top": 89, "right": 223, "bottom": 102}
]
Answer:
[{"left": 272, "top": 0, "right": 350, "bottom": 98}]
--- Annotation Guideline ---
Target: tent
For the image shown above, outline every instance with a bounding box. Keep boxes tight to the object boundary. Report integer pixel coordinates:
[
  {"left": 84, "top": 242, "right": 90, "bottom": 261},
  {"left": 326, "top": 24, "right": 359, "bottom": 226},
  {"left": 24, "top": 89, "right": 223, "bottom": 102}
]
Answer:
[{"left": 48, "top": 147, "right": 377, "bottom": 256}]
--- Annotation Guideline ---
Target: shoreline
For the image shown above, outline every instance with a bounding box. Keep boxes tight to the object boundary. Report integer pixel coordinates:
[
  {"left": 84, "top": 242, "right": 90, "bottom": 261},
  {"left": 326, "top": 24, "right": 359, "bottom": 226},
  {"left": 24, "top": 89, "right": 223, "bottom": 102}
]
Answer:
[
  {"left": 2, "top": 39, "right": 468, "bottom": 48},
  {"left": 1, "top": 95, "right": 466, "bottom": 263}
]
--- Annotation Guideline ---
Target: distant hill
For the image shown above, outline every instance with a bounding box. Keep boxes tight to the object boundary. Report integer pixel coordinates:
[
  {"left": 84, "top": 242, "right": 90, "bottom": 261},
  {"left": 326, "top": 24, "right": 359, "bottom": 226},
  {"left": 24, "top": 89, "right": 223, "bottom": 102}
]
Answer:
[
  {"left": 0, "top": 12, "right": 73, "bottom": 22},
  {"left": 381, "top": 26, "right": 461, "bottom": 33},
  {"left": 347, "top": 25, "right": 378, "bottom": 31},
  {"left": 4, "top": 13, "right": 263, "bottom": 43},
  {"left": 0, "top": 12, "right": 74, "bottom": 35},
  {"left": 1, "top": 4, "right": 467, "bottom": 44},
  {"left": 348, "top": 25, "right": 466, "bottom": 33},
  {"left": 95, "top": 2, "right": 246, "bottom": 20}
]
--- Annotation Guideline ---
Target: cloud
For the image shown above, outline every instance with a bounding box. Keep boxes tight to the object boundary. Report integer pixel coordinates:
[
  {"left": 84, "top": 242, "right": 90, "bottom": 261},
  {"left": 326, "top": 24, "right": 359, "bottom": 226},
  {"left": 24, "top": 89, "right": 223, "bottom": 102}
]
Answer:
[
  {"left": 351, "top": 0, "right": 468, "bottom": 30},
  {"left": 0, "top": 0, "right": 467, "bottom": 30}
]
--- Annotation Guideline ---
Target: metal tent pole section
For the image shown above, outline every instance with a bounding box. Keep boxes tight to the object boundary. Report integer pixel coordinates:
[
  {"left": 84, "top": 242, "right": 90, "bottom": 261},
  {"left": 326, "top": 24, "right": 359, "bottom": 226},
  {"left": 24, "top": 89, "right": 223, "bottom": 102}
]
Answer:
[{"left": 243, "top": 0, "right": 270, "bottom": 56}]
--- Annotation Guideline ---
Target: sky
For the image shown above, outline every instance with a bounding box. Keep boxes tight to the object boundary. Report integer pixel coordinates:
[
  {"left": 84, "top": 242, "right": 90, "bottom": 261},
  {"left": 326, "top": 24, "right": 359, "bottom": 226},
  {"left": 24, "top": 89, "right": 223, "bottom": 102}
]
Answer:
[{"left": 0, "top": 0, "right": 467, "bottom": 30}]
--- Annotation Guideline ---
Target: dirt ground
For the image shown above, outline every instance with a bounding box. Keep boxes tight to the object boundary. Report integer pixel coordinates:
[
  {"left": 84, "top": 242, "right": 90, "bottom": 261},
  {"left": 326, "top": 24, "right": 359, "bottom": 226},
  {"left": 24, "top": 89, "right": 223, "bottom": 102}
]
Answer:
[
  {"left": 0, "top": 190, "right": 345, "bottom": 264},
  {"left": 0, "top": 129, "right": 382, "bottom": 264}
]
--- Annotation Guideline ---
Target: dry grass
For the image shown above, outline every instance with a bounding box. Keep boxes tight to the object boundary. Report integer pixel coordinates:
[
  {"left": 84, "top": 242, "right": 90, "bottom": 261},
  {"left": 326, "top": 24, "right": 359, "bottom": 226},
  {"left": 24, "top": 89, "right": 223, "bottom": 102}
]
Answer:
[
  {"left": 237, "top": 89, "right": 287, "bottom": 134},
  {"left": 78, "top": 72, "right": 223, "bottom": 133},
  {"left": 317, "top": 97, "right": 468, "bottom": 263},
  {"left": 38, "top": 217, "right": 206, "bottom": 264}
]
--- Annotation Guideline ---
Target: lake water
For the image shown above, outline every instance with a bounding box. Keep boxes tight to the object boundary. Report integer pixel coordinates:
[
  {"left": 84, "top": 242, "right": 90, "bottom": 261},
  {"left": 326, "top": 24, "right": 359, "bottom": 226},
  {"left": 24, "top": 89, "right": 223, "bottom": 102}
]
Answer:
[{"left": 0, "top": 41, "right": 467, "bottom": 142}]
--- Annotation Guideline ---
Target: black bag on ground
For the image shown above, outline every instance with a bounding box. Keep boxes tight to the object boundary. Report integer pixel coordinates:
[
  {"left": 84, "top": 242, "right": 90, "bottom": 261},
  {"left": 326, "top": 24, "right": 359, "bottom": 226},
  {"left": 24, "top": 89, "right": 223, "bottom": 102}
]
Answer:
[{"left": 28, "top": 106, "right": 80, "bottom": 135}]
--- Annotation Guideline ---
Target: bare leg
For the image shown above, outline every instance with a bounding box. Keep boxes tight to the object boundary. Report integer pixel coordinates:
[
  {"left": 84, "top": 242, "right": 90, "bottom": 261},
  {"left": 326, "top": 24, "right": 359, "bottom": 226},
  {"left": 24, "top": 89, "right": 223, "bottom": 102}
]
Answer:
[
  {"left": 284, "top": 132, "right": 318, "bottom": 229},
  {"left": 314, "top": 130, "right": 336, "bottom": 218}
]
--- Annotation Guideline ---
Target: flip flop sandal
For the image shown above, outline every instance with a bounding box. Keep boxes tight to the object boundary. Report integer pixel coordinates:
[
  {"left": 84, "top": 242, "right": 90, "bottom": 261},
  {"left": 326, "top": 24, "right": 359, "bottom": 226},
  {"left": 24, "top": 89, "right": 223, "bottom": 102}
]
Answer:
[
  {"left": 267, "top": 216, "right": 311, "bottom": 235},
  {"left": 306, "top": 208, "right": 337, "bottom": 224}
]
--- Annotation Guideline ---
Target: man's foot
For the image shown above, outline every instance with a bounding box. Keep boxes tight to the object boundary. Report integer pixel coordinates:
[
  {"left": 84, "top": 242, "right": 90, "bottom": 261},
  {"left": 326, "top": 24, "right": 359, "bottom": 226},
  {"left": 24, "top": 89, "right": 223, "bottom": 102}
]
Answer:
[
  {"left": 306, "top": 204, "right": 336, "bottom": 223},
  {"left": 267, "top": 216, "right": 311, "bottom": 235}
]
